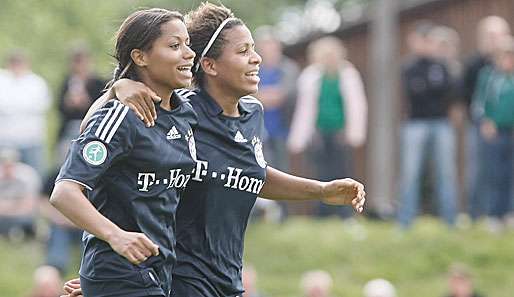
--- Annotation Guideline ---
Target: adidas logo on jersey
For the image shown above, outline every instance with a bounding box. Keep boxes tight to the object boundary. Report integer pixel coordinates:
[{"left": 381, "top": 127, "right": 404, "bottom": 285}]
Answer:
[
  {"left": 234, "top": 131, "right": 247, "bottom": 143},
  {"left": 166, "top": 126, "right": 181, "bottom": 140}
]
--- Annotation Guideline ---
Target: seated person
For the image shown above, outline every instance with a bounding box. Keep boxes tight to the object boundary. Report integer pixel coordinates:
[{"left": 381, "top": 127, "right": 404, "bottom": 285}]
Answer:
[{"left": 0, "top": 148, "right": 40, "bottom": 240}]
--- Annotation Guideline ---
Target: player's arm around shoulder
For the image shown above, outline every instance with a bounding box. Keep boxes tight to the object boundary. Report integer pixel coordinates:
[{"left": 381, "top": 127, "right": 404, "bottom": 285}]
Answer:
[{"left": 80, "top": 78, "right": 162, "bottom": 132}]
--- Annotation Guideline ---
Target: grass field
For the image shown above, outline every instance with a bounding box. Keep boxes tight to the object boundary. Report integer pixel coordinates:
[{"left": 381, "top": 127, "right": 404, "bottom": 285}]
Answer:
[{"left": 1, "top": 217, "right": 514, "bottom": 297}]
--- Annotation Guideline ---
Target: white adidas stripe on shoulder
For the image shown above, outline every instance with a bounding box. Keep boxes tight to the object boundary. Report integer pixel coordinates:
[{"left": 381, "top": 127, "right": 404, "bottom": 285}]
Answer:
[
  {"left": 94, "top": 101, "right": 130, "bottom": 143},
  {"left": 105, "top": 105, "right": 129, "bottom": 143},
  {"left": 240, "top": 96, "right": 263, "bottom": 110},
  {"left": 175, "top": 88, "right": 189, "bottom": 95},
  {"left": 176, "top": 88, "right": 196, "bottom": 98},
  {"left": 94, "top": 101, "right": 120, "bottom": 138}
]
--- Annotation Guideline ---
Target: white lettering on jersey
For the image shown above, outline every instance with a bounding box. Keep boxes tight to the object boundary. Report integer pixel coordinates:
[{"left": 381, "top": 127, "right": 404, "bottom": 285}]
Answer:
[
  {"left": 224, "top": 166, "right": 264, "bottom": 194},
  {"left": 167, "top": 169, "right": 191, "bottom": 189},
  {"left": 138, "top": 173, "right": 156, "bottom": 192},
  {"left": 137, "top": 169, "right": 192, "bottom": 192},
  {"left": 192, "top": 160, "right": 209, "bottom": 182}
]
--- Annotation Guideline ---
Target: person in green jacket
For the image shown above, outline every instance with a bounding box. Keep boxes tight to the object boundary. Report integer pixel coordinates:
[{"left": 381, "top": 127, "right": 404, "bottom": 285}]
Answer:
[{"left": 472, "top": 35, "right": 514, "bottom": 231}]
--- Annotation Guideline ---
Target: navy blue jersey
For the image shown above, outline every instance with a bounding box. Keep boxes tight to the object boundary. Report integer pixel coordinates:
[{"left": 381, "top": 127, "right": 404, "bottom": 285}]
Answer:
[
  {"left": 172, "top": 89, "right": 267, "bottom": 297},
  {"left": 56, "top": 92, "right": 197, "bottom": 297}
]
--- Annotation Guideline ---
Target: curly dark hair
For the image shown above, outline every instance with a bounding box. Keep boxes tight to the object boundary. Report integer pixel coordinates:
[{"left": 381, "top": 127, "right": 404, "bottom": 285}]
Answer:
[{"left": 186, "top": 2, "right": 244, "bottom": 87}]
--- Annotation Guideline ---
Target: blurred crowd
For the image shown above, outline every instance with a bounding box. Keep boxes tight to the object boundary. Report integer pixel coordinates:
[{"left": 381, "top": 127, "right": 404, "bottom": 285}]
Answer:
[
  {"left": 0, "top": 13, "right": 512, "bottom": 297},
  {"left": 396, "top": 16, "right": 514, "bottom": 232},
  {"left": 239, "top": 263, "right": 482, "bottom": 297},
  {"left": 252, "top": 15, "right": 514, "bottom": 236}
]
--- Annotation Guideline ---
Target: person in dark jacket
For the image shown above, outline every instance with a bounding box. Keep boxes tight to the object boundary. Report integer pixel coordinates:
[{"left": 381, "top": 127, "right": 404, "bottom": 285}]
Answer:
[
  {"left": 397, "top": 22, "right": 458, "bottom": 228},
  {"left": 58, "top": 45, "right": 105, "bottom": 145}
]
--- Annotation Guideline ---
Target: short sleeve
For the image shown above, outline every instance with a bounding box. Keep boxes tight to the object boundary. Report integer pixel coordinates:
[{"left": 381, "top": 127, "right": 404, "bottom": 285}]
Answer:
[{"left": 56, "top": 100, "right": 135, "bottom": 190}]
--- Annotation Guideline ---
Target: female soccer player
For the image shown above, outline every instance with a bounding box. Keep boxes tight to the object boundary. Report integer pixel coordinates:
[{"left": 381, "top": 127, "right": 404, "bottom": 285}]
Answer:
[
  {"left": 63, "top": 3, "right": 365, "bottom": 297},
  {"left": 51, "top": 8, "right": 197, "bottom": 297}
]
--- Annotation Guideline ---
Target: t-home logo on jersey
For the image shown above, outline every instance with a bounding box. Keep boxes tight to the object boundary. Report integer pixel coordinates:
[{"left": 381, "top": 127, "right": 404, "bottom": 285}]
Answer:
[
  {"left": 137, "top": 169, "right": 192, "bottom": 192},
  {"left": 192, "top": 161, "right": 265, "bottom": 194},
  {"left": 82, "top": 141, "right": 107, "bottom": 166}
]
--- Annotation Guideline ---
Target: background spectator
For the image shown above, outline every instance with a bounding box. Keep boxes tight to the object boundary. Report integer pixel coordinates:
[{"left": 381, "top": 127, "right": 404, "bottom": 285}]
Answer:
[
  {"left": 288, "top": 36, "right": 367, "bottom": 218},
  {"left": 300, "top": 270, "right": 334, "bottom": 297},
  {"left": 40, "top": 142, "right": 81, "bottom": 275},
  {"left": 472, "top": 35, "right": 514, "bottom": 232},
  {"left": 444, "top": 263, "right": 484, "bottom": 297},
  {"left": 0, "top": 51, "right": 51, "bottom": 176},
  {"left": 255, "top": 26, "right": 299, "bottom": 220},
  {"left": 429, "top": 25, "right": 468, "bottom": 217},
  {"left": 397, "top": 22, "right": 458, "bottom": 228},
  {"left": 255, "top": 26, "right": 299, "bottom": 171},
  {"left": 26, "top": 265, "right": 63, "bottom": 297},
  {"left": 0, "top": 148, "right": 41, "bottom": 241},
  {"left": 363, "top": 278, "right": 396, "bottom": 297},
  {"left": 57, "top": 44, "right": 105, "bottom": 146},
  {"left": 463, "top": 16, "right": 511, "bottom": 221}
]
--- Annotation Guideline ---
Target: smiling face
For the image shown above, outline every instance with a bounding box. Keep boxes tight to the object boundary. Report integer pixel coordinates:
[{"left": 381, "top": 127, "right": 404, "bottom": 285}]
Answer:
[
  {"left": 208, "top": 25, "right": 262, "bottom": 97},
  {"left": 142, "top": 19, "right": 196, "bottom": 89}
]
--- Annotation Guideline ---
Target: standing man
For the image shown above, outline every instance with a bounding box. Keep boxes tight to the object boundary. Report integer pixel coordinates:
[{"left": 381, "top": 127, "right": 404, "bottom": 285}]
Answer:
[{"left": 397, "top": 22, "right": 457, "bottom": 228}]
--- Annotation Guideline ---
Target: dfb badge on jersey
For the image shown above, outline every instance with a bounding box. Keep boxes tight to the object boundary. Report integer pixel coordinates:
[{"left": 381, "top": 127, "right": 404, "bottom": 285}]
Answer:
[{"left": 82, "top": 141, "right": 107, "bottom": 166}]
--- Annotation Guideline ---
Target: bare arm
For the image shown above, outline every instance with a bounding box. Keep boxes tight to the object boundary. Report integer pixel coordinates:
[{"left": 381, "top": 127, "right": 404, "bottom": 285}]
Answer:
[
  {"left": 79, "top": 88, "right": 115, "bottom": 133},
  {"left": 50, "top": 181, "right": 159, "bottom": 264},
  {"left": 260, "top": 166, "right": 323, "bottom": 200},
  {"left": 40, "top": 197, "right": 77, "bottom": 228},
  {"left": 260, "top": 167, "right": 365, "bottom": 213},
  {"left": 80, "top": 79, "right": 161, "bottom": 133}
]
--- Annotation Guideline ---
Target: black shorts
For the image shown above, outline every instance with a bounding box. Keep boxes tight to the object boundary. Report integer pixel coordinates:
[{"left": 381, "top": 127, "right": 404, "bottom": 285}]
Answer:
[
  {"left": 80, "top": 241, "right": 172, "bottom": 297},
  {"left": 80, "top": 267, "right": 167, "bottom": 297},
  {"left": 171, "top": 276, "right": 241, "bottom": 297}
]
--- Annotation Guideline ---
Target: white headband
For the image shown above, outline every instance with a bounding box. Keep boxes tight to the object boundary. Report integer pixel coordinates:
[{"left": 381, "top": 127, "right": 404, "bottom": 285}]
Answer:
[{"left": 194, "top": 17, "right": 237, "bottom": 73}]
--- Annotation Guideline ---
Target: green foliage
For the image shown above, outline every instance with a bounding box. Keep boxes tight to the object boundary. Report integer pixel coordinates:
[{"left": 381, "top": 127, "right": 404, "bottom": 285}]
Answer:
[
  {"left": 0, "top": 0, "right": 301, "bottom": 90},
  {"left": 1, "top": 218, "right": 514, "bottom": 296},
  {"left": 0, "top": 0, "right": 368, "bottom": 89}
]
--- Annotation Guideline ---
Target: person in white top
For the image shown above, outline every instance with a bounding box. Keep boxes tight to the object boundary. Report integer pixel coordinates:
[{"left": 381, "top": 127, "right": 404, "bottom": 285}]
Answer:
[
  {"left": 0, "top": 51, "right": 51, "bottom": 175},
  {"left": 288, "top": 36, "right": 367, "bottom": 218}
]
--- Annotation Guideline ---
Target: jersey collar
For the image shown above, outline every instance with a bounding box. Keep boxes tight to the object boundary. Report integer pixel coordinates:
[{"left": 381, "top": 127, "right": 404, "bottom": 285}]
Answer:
[{"left": 198, "top": 89, "right": 251, "bottom": 117}]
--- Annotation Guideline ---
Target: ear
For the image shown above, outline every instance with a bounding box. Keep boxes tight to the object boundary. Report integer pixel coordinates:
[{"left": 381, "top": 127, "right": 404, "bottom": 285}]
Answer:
[
  {"left": 130, "top": 49, "right": 147, "bottom": 67},
  {"left": 200, "top": 57, "right": 217, "bottom": 77}
]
